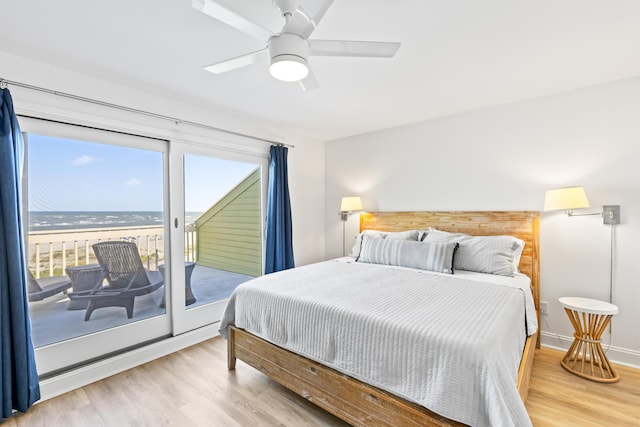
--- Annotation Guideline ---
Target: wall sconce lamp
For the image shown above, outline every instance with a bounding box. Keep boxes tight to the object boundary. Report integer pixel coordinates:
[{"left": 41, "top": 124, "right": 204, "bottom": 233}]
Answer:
[
  {"left": 340, "top": 196, "right": 363, "bottom": 256},
  {"left": 544, "top": 186, "right": 620, "bottom": 225}
]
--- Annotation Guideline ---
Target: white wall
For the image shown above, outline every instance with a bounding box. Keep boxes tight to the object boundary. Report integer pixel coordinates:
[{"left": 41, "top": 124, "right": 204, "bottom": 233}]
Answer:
[
  {"left": 287, "top": 135, "right": 326, "bottom": 266},
  {"left": 325, "top": 76, "right": 640, "bottom": 367}
]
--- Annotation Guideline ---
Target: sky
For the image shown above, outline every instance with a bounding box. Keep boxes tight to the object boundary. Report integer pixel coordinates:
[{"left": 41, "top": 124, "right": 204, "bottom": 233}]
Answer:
[{"left": 27, "top": 133, "right": 257, "bottom": 212}]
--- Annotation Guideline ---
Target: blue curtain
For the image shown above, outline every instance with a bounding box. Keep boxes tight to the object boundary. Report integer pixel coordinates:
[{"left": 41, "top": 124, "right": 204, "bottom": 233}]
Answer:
[
  {"left": 264, "top": 145, "right": 294, "bottom": 274},
  {"left": 0, "top": 88, "right": 40, "bottom": 418}
]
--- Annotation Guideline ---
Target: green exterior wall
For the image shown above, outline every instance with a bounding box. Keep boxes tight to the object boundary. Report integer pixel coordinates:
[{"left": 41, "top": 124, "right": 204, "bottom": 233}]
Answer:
[{"left": 195, "top": 168, "right": 262, "bottom": 277}]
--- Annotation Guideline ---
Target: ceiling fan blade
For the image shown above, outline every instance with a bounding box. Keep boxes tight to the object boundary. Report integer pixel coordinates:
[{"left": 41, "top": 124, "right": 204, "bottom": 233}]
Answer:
[
  {"left": 298, "top": 69, "right": 319, "bottom": 91},
  {"left": 204, "top": 48, "right": 268, "bottom": 74},
  {"left": 298, "top": 0, "right": 335, "bottom": 38},
  {"left": 309, "top": 40, "right": 401, "bottom": 58},
  {"left": 192, "top": 0, "right": 281, "bottom": 41}
]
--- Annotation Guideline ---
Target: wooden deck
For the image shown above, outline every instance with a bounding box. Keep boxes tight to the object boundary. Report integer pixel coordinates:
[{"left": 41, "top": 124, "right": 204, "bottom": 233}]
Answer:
[{"left": 28, "top": 265, "right": 252, "bottom": 348}]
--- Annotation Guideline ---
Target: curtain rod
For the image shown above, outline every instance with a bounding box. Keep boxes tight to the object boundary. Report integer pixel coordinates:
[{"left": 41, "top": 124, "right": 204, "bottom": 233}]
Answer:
[{"left": 0, "top": 77, "right": 293, "bottom": 149}]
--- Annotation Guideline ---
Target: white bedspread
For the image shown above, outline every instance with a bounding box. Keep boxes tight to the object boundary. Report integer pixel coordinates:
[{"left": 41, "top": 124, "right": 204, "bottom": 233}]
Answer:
[{"left": 219, "top": 258, "right": 537, "bottom": 427}]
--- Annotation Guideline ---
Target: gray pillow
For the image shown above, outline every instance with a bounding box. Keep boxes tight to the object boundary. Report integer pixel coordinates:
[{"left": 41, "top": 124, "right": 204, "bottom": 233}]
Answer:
[
  {"left": 349, "top": 229, "right": 420, "bottom": 258},
  {"left": 357, "top": 235, "right": 458, "bottom": 274},
  {"left": 424, "top": 229, "right": 524, "bottom": 276}
]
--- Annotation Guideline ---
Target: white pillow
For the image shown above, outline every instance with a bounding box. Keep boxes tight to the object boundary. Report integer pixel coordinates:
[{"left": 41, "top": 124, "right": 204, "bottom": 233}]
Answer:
[
  {"left": 357, "top": 235, "right": 458, "bottom": 274},
  {"left": 423, "top": 229, "right": 524, "bottom": 276},
  {"left": 349, "top": 229, "right": 419, "bottom": 258},
  {"left": 348, "top": 230, "right": 386, "bottom": 258}
]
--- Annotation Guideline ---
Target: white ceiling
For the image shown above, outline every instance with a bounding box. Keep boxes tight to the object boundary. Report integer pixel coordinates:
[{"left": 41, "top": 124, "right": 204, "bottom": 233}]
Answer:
[{"left": 2, "top": 0, "right": 640, "bottom": 141}]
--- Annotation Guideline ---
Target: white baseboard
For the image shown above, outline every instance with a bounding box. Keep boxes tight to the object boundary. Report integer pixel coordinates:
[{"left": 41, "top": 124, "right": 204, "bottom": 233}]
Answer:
[
  {"left": 540, "top": 331, "right": 640, "bottom": 369},
  {"left": 38, "top": 324, "right": 220, "bottom": 402}
]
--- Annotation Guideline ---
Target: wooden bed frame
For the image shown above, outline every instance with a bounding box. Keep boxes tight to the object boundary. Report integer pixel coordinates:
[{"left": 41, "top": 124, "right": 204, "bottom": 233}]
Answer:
[{"left": 228, "top": 211, "right": 540, "bottom": 427}]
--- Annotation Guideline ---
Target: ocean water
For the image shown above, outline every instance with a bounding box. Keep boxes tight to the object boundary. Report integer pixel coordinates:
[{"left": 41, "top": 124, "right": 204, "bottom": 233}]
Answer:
[{"left": 28, "top": 211, "right": 202, "bottom": 232}]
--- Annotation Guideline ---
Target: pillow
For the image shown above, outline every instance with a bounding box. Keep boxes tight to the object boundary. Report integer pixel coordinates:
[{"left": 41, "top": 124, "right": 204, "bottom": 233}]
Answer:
[
  {"left": 348, "top": 229, "right": 420, "bottom": 258},
  {"left": 348, "top": 230, "right": 386, "bottom": 258},
  {"left": 423, "top": 228, "right": 467, "bottom": 242},
  {"left": 511, "top": 239, "right": 526, "bottom": 272},
  {"left": 357, "top": 235, "right": 458, "bottom": 274},
  {"left": 385, "top": 230, "right": 420, "bottom": 241},
  {"left": 423, "top": 228, "right": 524, "bottom": 276}
]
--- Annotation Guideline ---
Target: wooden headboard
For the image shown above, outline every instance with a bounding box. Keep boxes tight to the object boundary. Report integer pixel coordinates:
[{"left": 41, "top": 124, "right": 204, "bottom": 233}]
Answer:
[{"left": 360, "top": 211, "right": 540, "bottom": 334}]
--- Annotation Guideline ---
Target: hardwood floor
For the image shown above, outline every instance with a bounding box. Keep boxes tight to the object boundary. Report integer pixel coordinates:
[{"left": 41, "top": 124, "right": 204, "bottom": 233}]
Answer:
[
  {"left": 5, "top": 338, "right": 640, "bottom": 426},
  {"left": 526, "top": 347, "right": 640, "bottom": 427}
]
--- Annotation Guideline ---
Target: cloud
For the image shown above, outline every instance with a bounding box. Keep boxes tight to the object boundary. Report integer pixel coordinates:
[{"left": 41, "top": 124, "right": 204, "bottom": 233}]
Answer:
[
  {"left": 71, "top": 154, "right": 99, "bottom": 165},
  {"left": 126, "top": 178, "right": 142, "bottom": 186}
]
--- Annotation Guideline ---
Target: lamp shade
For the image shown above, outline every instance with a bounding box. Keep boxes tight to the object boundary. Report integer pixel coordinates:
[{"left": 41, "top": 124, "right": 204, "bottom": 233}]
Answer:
[
  {"left": 544, "top": 186, "right": 590, "bottom": 211},
  {"left": 340, "top": 196, "right": 363, "bottom": 212}
]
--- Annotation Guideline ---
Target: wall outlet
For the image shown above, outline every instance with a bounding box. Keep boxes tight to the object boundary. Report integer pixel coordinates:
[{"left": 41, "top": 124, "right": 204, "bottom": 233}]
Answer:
[{"left": 540, "top": 301, "right": 549, "bottom": 315}]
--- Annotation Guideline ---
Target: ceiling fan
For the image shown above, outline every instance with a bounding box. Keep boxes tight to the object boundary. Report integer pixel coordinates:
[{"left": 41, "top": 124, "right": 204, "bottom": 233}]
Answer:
[{"left": 192, "top": 0, "right": 401, "bottom": 90}]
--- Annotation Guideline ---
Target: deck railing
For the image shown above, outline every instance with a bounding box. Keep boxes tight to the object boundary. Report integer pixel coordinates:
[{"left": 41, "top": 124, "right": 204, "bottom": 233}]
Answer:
[{"left": 28, "top": 224, "right": 197, "bottom": 278}]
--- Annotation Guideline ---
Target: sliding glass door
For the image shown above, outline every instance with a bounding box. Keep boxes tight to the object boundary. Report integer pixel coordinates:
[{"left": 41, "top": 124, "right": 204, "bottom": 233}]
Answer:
[
  {"left": 20, "top": 117, "right": 267, "bottom": 375},
  {"left": 169, "top": 142, "right": 266, "bottom": 335},
  {"left": 21, "top": 117, "right": 171, "bottom": 375}
]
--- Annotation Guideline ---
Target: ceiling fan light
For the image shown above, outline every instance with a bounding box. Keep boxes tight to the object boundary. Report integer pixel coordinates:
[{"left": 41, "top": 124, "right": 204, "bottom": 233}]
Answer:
[{"left": 269, "top": 54, "right": 309, "bottom": 82}]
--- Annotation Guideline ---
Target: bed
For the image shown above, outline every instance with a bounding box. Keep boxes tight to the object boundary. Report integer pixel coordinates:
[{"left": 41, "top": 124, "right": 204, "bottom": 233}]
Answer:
[{"left": 220, "top": 211, "right": 540, "bottom": 426}]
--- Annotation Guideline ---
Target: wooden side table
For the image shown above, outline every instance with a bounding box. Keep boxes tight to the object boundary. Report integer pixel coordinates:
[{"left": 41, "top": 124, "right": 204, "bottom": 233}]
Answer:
[{"left": 558, "top": 297, "right": 619, "bottom": 383}]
